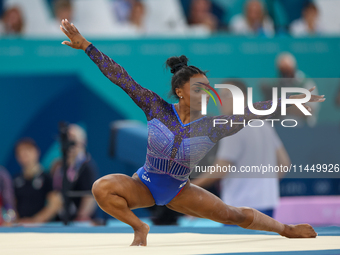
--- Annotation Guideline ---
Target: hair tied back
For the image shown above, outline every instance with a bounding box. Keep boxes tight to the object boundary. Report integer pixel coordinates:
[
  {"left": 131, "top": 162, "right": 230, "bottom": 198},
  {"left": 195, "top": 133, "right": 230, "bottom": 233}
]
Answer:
[{"left": 171, "top": 63, "right": 187, "bottom": 74}]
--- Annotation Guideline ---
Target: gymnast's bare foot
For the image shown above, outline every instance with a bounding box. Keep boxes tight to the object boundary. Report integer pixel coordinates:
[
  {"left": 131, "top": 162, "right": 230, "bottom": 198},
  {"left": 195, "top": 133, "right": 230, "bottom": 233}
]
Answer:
[
  {"left": 130, "top": 223, "right": 150, "bottom": 246},
  {"left": 280, "top": 224, "right": 317, "bottom": 238}
]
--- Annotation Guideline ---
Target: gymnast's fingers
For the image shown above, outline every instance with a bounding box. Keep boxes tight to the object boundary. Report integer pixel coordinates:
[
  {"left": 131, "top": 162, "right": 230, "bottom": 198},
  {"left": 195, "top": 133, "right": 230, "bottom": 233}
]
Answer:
[
  {"left": 61, "top": 41, "right": 72, "bottom": 47},
  {"left": 303, "top": 103, "right": 312, "bottom": 113},
  {"left": 60, "top": 24, "right": 71, "bottom": 38},
  {"left": 308, "top": 86, "right": 316, "bottom": 92},
  {"left": 70, "top": 23, "right": 80, "bottom": 34},
  {"left": 63, "top": 19, "right": 74, "bottom": 35},
  {"left": 310, "top": 94, "right": 326, "bottom": 102}
]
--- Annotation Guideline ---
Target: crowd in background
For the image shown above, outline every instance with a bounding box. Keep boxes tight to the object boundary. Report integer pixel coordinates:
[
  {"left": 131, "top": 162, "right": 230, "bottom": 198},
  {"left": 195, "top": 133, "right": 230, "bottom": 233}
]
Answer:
[
  {"left": 0, "top": 0, "right": 339, "bottom": 37},
  {"left": 0, "top": 124, "right": 98, "bottom": 226}
]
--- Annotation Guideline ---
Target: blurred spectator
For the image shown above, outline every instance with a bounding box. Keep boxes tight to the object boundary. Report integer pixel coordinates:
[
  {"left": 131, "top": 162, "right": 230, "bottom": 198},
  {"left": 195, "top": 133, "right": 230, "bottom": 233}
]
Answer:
[
  {"left": 13, "top": 138, "right": 62, "bottom": 223},
  {"left": 192, "top": 80, "right": 290, "bottom": 217},
  {"left": 53, "top": 0, "right": 73, "bottom": 22},
  {"left": 143, "top": 0, "right": 189, "bottom": 36},
  {"left": 51, "top": 124, "right": 97, "bottom": 222},
  {"left": 187, "top": 0, "right": 218, "bottom": 32},
  {"left": 129, "top": 0, "right": 145, "bottom": 31},
  {"left": 0, "top": 166, "right": 16, "bottom": 226},
  {"left": 229, "top": 0, "right": 274, "bottom": 37},
  {"left": 181, "top": 0, "right": 226, "bottom": 32},
  {"left": 50, "top": 0, "right": 119, "bottom": 37},
  {"left": 2, "top": 0, "right": 51, "bottom": 36},
  {"left": 264, "top": 0, "right": 313, "bottom": 34},
  {"left": 112, "top": 0, "right": 138, "bottom": 23},
  {"left": 111, "top": 0, "right": 145, "bottom": 33},
  {"left": 261, "top": 52, "right": 320, "bottom": 127},
  {"left": 290, "top": 2, "right": 324, "bottom": 36},
  {"left": 47, "top": 0, "right": 73, "bottom": 36},
  {"left": 112, "top": 0, "right": 188, "bottom": 36},
  {"left": 0, "top": 6, "right": 24, "bottom": 35},
  {"left": 314, "top": 0, "right": 340, "bottom": 35}
]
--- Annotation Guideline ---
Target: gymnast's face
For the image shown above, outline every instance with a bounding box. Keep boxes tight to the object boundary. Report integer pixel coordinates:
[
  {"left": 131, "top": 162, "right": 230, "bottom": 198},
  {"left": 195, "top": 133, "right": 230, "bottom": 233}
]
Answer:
[{"left": 176, "top": 73, "right": 210, "bottom": 112}]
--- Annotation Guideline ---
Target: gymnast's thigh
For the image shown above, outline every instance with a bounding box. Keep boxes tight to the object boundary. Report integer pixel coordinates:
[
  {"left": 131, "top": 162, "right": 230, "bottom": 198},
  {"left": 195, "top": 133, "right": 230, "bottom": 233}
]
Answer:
[
  {"left": 166, "top": 182, "right": 238, "bottom": 223},
  {"left": 93, "top": 173, "right": 155, "bottom": 210}
]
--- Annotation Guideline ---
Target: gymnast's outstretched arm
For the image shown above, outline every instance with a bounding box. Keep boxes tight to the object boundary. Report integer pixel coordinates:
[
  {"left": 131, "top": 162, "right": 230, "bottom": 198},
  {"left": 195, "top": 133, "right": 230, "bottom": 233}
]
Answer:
[
  {"left": 59, "top": 19, "right": 167, "bottom": 120},
  {"left": 210, "top": 87, "right": 325, "bottom": 142}
]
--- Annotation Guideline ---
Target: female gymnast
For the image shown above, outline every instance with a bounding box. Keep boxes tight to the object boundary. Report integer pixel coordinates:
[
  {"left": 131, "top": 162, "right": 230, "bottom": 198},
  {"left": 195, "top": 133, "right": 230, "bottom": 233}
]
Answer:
[{"left": 60, "top": 19, "right": 324, "bottom": 246}]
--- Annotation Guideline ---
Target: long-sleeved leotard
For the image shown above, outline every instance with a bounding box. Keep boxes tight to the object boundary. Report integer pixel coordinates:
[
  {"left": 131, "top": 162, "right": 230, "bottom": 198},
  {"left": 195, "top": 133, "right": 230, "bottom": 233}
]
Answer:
[{"left": 85, "top": 44, "right": 288, "bottom": 183}]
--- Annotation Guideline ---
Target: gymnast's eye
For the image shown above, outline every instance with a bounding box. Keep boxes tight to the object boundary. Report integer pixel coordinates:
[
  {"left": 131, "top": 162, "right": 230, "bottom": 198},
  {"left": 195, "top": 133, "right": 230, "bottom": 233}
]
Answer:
[{"left": 194, "top": 89, "right": 200, "bottom": 93}]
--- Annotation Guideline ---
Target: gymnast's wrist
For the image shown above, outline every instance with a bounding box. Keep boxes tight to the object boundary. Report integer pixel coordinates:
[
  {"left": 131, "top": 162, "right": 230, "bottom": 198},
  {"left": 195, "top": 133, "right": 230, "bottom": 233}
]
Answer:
[{"left": 82, "top": 40, "right": 92, "bottom": 51}]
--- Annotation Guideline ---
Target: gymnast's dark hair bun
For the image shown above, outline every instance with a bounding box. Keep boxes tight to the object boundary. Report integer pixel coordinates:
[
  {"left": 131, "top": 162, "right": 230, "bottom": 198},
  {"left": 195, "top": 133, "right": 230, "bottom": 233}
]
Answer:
[
  {"left": 166, "top": 55, "right": 189, "bottom": 74},
  {"left": 165, "top": 55, "right": 208, "bottom": 99}
]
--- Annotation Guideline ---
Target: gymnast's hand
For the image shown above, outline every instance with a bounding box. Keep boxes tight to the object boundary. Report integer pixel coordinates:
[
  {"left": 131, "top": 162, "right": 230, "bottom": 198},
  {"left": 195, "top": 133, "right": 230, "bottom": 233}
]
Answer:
[
  {"left": 60, "top": 19, "right": 91, "bottom": 51},
  {"left": 288, "top": 86, "right": 325, "bottom": 113}
]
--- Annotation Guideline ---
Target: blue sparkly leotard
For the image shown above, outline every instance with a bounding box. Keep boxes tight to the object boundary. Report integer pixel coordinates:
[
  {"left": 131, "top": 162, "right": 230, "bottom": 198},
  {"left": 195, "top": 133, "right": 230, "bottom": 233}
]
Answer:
[{"left": 85, "top": 44, "right": 287, "bottom": 205}]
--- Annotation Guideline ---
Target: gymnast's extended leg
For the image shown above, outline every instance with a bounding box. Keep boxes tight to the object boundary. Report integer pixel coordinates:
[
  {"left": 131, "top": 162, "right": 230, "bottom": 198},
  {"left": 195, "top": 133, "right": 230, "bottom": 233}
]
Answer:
[
  {"left": 91, "top": 173, "right": 155, "bottom": 246},
  {"left": 166, "top": 181, "right": 317, "bottom": 238}
]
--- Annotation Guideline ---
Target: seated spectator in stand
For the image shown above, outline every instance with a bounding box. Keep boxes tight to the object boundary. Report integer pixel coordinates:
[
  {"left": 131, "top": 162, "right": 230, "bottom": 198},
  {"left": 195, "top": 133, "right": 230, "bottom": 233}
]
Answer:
[
  {"left": 112, "top": 0, "right": 133, "bottom": 23},
  {"left": 128, "top": 0, "right": 145, "bottom": 33},
  {"left": 51, "top": 124, "right": 97, "bottom": 222},
  {"left": 229, "top": 0, "right": 274, "bottom": 37},
  {"left": 111, "top": 0, "right": 145, "bottom": 34},
  {"left": 290, "top": 2, "right": 324, "bottom": 36},
  {"left": 264, "top": 0, "right": 313, "bottom": 34},
  {"left": 112, "top": 0, "right": 188, "bottom": 36},
  {"left": 48, "top": 0, "right": 73, "bottom": 35},
  {"left": 53, "top": 0, "right": 73, "bottom": 22},
  {"left": 187, "top": 0, "right": 218, "bottom": 32},
  {"left": 0, "top": 6, "right": 24, "bottom": 36},
  {"left": 13, "top": 138, "right": 62, "bottom": 223},
  {"left": 0, "top": 166, "right": 16, "bottom": 226},
  {"left": 261, "top": 52, "right": 320, "bottom": 127}
]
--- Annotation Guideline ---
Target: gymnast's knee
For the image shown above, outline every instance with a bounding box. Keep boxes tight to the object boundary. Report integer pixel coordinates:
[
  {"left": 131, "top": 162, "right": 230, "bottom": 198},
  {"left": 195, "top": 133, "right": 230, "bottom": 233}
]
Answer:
[{"left": 92, "top": 178, "right": 112, "bottom": 202}]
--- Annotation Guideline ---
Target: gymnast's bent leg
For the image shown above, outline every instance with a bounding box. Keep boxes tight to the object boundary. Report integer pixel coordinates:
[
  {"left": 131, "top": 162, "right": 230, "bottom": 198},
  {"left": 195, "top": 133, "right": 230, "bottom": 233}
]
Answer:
[
  {"left": 166, "top": 181, "right": 317, "bottom": 238},
  {"left": 92, "top": 173, "right": 155, "bottom": 246}
]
